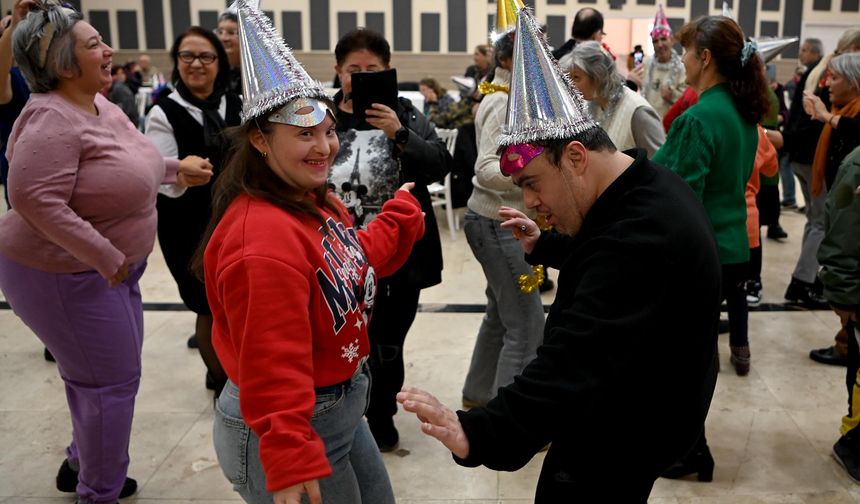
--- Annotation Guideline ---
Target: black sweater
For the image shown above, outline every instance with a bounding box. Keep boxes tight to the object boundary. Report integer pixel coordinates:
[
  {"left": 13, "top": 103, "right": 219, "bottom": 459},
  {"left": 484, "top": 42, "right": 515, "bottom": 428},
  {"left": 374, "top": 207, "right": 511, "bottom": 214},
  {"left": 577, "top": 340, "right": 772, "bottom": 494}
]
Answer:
[{"left": 456, "top": 150, "right": 721, "bottom": 502}]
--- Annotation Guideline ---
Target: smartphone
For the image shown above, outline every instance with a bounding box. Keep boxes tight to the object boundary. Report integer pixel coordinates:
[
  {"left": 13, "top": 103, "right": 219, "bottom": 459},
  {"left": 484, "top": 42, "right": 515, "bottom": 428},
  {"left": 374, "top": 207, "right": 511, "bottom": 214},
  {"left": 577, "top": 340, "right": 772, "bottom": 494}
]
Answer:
[
  {"left": 350, "top": 68, "right": 399, "bottom": 125},
  {"left": 634, "top": 51, "right": 644, "bottom": 66}
]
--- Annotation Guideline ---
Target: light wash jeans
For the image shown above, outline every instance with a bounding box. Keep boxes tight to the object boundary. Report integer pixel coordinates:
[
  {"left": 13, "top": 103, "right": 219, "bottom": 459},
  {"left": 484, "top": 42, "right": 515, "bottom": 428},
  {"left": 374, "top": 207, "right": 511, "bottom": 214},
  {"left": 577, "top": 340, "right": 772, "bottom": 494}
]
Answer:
[
  {"left": 462, "top": 210, "right": 545, "bottom": 405},
  {"left": 791, "top": 161, "right": 826, "bottom": 283},
  {"left": 213, "top": 368, "right": 394, "bottom": 504}
]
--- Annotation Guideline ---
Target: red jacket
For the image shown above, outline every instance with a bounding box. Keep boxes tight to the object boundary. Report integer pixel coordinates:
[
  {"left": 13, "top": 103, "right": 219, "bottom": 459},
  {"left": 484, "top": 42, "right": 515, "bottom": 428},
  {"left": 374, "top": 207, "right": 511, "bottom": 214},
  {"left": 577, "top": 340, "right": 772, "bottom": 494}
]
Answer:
[{"left": 204, "top": 190, "right": 424, "bottom": 491}]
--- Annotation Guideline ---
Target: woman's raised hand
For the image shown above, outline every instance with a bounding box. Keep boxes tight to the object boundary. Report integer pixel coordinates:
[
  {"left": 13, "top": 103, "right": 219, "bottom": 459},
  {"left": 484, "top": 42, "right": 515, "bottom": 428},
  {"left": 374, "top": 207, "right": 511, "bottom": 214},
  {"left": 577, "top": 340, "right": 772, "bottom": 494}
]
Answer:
[{"left": 177, "top": 155, "right": 214, "bottom": 188}]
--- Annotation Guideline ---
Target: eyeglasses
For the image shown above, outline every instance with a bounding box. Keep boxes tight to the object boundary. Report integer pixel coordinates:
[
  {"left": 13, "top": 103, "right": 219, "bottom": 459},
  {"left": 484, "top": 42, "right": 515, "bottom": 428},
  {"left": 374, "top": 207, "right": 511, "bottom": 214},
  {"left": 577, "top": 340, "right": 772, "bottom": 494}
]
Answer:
[
  {"left": 177, "top": 51, "right": 217, "bottom": 65},
  {"left": 215, "top": 28, "right": 238, "bottom": 37}
]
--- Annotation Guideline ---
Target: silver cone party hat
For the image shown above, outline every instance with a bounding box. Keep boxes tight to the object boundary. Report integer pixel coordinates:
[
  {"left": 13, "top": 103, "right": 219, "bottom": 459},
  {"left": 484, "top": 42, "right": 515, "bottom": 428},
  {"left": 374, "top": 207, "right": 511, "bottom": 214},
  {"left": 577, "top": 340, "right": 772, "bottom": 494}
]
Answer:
[
  {"left": 754, "top": 36, "right": 799, "bottom": 63},
  {"left": 236, "top": 0, "right": 329, "bottom": 123},
  {"left": 499, "top": 8, "right": 597, "bottom": 149}
]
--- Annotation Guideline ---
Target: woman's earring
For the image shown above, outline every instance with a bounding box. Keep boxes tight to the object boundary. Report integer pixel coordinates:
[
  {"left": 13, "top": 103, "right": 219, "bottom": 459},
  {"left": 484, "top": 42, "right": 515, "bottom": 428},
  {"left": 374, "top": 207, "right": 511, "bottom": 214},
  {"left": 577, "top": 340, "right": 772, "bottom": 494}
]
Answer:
[{"left": 261, "top": 151, "right": 268, "bottom": 158}]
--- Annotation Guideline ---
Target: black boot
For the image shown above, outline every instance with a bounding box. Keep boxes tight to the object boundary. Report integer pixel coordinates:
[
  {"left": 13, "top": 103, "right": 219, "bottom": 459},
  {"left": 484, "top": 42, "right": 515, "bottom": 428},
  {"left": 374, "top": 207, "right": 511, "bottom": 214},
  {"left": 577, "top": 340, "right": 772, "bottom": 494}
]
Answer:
[
  {"left": 368, "top": 417, "right": 400, "bottom": 453},
  {"left": 661, "top": 440, "right": 714, "bottom": 482},
  {"left": 784, "top": 277, "right": 829, "bottom": 309},
  {"left": 56, "top": 459, "right": 138, "bottom": 498}
]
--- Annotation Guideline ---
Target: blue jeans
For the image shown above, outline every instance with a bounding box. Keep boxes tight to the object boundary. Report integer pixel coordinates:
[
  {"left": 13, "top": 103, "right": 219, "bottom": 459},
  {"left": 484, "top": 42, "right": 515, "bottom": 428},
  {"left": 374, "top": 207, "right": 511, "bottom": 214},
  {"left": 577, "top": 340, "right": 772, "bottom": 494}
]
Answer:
[
  {"left": 213, "top": 369, "right": 394, "bottom": 504},
  {"left": 462, "top": 210, "right": 545, "bottom": 405}
]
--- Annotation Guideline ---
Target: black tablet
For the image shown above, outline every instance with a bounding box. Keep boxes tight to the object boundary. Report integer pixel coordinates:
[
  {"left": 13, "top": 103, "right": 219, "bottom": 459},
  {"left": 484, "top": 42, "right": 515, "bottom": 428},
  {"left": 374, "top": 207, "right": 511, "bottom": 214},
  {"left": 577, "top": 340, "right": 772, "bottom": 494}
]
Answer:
[{"left": 350, "top": 68, "right": 399, "bottom": 124}]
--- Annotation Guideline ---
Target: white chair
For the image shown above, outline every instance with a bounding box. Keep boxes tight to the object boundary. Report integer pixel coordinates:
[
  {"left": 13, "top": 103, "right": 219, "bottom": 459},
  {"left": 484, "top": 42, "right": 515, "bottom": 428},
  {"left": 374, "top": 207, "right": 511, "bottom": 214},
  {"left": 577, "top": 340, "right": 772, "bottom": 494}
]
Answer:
[{"left": 428, "top": 128, "right": 459, "bottom": 241}]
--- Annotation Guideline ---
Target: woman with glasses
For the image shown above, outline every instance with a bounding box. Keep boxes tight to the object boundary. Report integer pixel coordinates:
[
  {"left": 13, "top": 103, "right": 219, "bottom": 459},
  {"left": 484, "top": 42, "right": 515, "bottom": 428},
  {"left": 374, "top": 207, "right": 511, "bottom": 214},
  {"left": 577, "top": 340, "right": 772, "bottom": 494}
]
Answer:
[
  {"left": 145, "top": 26, "right": 241, "bottom": 397},
  {"left": 215, "top": 12, "right": 241, "bottom": 95}
]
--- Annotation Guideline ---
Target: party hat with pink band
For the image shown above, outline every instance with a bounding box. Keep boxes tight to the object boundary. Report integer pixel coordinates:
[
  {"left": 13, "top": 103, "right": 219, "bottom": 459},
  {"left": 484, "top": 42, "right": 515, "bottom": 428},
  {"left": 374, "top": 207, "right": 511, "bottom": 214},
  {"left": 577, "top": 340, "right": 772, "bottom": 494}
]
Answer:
[
  {"left": 651, "top": 4, "right": 672, "bottom": 40},
  {"left": 498, "top": 8, "right": 597, "bottom": 176}
]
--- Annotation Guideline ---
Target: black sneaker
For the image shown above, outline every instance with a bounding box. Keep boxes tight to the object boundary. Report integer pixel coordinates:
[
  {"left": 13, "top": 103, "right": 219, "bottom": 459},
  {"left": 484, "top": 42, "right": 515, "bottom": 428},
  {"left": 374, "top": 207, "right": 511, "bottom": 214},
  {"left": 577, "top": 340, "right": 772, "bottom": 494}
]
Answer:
[
  {"left": 368, "top": 417, "right": 400, "bottom": 453},
  {"left": 833, "top": 436, "right": 860, "bottom": 483},
  {"left": 767, "top": 224, "right": 788, "bottom": 240},
  {"left": 810, "top": 345, "right": 849, "bottom": 367},
  {"left": 56, "top": 459, "right": 138, "bottom": 498},
  {"left": 746, "top": 280, "right": 762, "bottom": 307}
]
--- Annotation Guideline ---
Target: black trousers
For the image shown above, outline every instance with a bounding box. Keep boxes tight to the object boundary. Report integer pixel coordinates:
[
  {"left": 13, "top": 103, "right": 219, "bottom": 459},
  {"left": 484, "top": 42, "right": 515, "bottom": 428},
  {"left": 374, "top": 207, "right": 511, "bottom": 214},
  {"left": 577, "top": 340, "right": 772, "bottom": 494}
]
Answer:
[
  {"left": 721, "top": 262, "right": 749, "bottom": 348},
  {"left": 366, "top": 275, "right": 421, "bottom": 423}
]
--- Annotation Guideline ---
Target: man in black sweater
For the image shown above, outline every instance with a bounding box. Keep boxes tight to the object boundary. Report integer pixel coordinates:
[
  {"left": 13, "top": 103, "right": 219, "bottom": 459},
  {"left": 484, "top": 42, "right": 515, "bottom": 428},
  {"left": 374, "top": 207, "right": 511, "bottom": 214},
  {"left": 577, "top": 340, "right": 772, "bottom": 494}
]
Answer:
[{"left": 398, "top": 125, "right": 720, "bottom": 502}]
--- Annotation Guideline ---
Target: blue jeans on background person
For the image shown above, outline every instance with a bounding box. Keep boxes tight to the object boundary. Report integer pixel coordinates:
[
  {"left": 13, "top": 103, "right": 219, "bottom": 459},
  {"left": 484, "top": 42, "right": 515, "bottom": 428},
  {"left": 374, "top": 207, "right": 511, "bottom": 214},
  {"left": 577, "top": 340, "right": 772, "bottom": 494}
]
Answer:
[
  {"left": 213, "top": 368, "right": 395, "bottom": 504},
  {"left": 779, "top": 153, "right": 796, "bottom": 206},
  {"left": 462, "top": 210, "right": 545, "bottom": 406},
  {"left": 791, "top": 161, "right": 826, "bottom": 284}
]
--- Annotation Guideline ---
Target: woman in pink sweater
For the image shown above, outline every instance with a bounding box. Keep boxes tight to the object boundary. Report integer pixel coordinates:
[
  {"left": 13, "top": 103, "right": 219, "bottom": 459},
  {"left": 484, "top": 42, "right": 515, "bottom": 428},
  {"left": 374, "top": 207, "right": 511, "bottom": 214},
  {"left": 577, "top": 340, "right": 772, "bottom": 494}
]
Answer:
[{"left": 0, "top": 4, "right": 211, "bottom": 503}]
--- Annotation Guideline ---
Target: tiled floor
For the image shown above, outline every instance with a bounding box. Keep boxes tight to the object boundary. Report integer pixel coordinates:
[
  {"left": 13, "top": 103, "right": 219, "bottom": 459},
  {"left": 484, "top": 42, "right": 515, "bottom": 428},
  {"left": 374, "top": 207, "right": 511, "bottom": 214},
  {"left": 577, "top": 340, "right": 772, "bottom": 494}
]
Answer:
[{"left": 2, "top": 199, "right": 860, "bottom": 503}]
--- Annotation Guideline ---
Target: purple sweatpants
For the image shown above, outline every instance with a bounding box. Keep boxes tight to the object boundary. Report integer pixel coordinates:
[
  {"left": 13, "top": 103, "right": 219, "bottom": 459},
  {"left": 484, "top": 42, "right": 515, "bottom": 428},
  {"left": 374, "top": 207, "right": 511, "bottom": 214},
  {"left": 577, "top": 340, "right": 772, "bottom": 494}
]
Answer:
[{"left": 0, "top": 254, "right": 146, "bottom": 504}]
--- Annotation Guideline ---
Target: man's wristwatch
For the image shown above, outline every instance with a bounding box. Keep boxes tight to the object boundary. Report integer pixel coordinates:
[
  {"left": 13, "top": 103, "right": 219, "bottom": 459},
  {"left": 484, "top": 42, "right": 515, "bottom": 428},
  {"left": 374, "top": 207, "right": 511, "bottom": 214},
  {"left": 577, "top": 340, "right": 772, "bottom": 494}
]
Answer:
[{"left": 394, "top": 126, "right": 409, "bottom": 146}]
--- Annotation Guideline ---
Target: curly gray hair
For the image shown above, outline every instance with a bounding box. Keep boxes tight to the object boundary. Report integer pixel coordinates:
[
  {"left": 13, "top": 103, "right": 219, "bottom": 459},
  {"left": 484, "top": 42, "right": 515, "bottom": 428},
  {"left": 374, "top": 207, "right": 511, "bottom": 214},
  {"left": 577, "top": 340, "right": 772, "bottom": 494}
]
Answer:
[
  {"left": 559, "top": 41, "right": 623, "bottom": 105},
  {"left": 13, "top": 3, "right": 83, "bottom": 93}
]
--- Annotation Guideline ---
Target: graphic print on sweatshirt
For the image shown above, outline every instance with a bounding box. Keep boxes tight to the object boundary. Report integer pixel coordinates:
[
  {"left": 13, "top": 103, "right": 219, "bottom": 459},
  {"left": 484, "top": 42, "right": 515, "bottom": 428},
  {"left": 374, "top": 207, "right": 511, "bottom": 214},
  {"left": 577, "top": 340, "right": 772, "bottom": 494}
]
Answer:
[
  {"left": 330, "top": 129, "right": 399, "bottom": 228},
  {"left": 316, "top": 217, "right": 377, "bottom": 361}
]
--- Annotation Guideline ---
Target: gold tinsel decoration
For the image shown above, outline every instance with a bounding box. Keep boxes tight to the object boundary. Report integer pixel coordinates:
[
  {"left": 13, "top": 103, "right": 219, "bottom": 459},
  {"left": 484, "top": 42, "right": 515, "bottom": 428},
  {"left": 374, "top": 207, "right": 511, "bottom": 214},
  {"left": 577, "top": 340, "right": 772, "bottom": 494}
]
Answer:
[
  {"left": 479, "top": 81, "right": 510, "bottom": 95},
  {"left": 517, "top": 216, "right": 554, "bottom": 294}
]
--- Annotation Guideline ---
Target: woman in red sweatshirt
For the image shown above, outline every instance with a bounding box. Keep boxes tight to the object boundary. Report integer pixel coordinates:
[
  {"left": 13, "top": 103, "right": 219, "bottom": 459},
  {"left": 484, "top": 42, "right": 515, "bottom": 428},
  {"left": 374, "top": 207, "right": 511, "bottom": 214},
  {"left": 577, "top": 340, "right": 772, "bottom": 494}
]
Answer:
[{"left": 199, "top": 91, "right": 424, "bottom": 502}]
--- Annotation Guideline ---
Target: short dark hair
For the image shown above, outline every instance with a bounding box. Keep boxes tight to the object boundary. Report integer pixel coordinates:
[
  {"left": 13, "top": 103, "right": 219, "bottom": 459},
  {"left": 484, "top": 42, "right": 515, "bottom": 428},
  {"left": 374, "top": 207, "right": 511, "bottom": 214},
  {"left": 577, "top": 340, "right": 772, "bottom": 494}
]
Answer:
[
  {"left": 169, "top": 26, "right": 231, "bottom": 93},
  {"left": 335, "top": 28, "right": 391, "bottom": 67},
  {"left": 535, "top": 126, "right": 617, "bottom": 166},
  {"left": 493, "top": 31, "right": 515, "bottom": 67},
  {"left": 571, "top": 8, "right": 604, "bottom": 40},
  {"left": 218, "top": 12, "right": 238, "bottom": 24}
]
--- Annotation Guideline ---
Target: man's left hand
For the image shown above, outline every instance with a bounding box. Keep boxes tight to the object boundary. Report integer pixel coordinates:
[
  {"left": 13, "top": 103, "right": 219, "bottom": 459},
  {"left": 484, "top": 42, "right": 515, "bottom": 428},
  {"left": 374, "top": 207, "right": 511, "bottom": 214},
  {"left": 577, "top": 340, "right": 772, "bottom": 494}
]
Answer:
[
  {"left": 365, "top": 103, "right": 403, "bottom": 139},
  {"left": 397, "top": 386, "right": 470, "bottom": 459}
]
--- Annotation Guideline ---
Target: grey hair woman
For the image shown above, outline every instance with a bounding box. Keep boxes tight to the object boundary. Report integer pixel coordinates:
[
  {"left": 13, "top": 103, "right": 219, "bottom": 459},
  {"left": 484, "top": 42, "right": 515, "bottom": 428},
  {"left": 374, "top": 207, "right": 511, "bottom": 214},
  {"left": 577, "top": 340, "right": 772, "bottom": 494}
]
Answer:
[
  {"left": 0, "top": 3, "right": 212, "bottom": 502},
  {"left": 559, "top": 41, "right": 665, "bottom": 156}
]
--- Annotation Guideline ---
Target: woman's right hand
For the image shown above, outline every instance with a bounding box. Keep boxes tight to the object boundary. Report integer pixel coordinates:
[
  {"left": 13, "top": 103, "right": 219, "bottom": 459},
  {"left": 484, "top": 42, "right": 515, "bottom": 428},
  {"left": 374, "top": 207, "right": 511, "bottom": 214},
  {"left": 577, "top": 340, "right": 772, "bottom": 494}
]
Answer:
[
  {"left": 802, "top": 91, "right": 828, "bottom": 122},
  {"left": 274, "top": 480, "right": 321, "bottom": 504},
  {"left": 177, "top": 155, "right": 214, "bottom": 188}
]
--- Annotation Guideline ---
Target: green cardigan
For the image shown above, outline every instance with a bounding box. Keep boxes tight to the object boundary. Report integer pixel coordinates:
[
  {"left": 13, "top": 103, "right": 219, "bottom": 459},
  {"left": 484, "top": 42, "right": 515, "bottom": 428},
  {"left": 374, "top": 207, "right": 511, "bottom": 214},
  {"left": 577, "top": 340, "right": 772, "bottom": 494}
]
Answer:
[
  {"left": 653, "top": 83, "right": 757, "bottom": 265},
  {"left": 818, "top": 146, "right": 860, "bottom": 309}
]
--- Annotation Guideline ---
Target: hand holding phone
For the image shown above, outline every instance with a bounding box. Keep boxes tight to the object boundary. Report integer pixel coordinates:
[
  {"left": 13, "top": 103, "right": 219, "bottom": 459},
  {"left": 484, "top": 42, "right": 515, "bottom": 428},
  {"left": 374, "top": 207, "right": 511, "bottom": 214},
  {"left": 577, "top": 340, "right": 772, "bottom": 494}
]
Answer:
[{"left": 350, "top": 68, "right": 399, "bottom": 126}]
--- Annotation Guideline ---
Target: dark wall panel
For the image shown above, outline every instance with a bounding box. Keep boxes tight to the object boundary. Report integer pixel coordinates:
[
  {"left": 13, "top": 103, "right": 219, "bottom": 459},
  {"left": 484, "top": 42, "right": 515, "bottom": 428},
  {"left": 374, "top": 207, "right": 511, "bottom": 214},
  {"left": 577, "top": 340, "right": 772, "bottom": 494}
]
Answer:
[
  {"left": 170, "top": 0, "right": 191, "bottom": 47},
  {"left": 546, "top": 15, "right": 567, "bottom": 51},
  {"left": 691, "top": 0, "right": 709, "bottom": 21},
  {"left": 117, "top": 10, "right": 139, "bottom": 49},
  {"left": 487, "top": 14, "right": 493, "bottom": 34},
  {"left": 199, "top": 10, "right": 218, "bottom": 31},
  {"left": 813, "top": 0, "right": 832, "bottom": 9},
  {"left": 609, "top": 0, "right": 626, "bottom": 8},
  {"left": 762, "top": 0, "right": 780, "bottom": 10},
  {"left": 311, "top": 0, "right": 330, "bottom": 50},
  {"left": 738, "top": 0, "right": 757, "bottom": 38},
  {"left": 783, "top": 0, "right": 802, "bottom": 57},
  {"left": 393, "top": 0, "right": 412, "bottom": 51},
  {"left": 760, "top": 20, "right": 779, "bottom": 36},
  {"left": 843, "top": 0, "right": 860, "bottom": 11},
  {"left": 366, "top": 12, "right": 385, "bottom": 35},
  {"left": 88, "top": 10, "right": 112, "bottom": 47},
  {"left": 448, "top": 0, "right": 467, "bottom": 52},
  {"left": 638, "top": 0, "right": 657, "bottom": 5},
  {"left": 547, "top": 0, "right": 567, "bottom": 4},
  {"left": 668, "top": 0, "right": 685, "bottom": 6},
  {"left": 338, "top": 12, "right": 358, "bottom": 38},
  {"left": 421, "top": 13, "right": 440, "bottom": 52},
  {"left": 714, "top": 0, "right": 731, "bottom": 8},
  {"left": 283, "top": 11, "right": 303, "bottom": 50},
  {"left": 142, "top": 0, "right": 165, "bottom": 49}
]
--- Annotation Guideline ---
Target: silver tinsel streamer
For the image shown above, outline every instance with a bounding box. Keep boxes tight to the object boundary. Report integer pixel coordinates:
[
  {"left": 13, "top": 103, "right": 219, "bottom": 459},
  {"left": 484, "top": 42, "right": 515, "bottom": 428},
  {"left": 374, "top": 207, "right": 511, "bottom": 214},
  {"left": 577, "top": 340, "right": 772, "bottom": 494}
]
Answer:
[
  {"left": 499, "top": 8, "right": 597, "bottom": 149},
  {"left": 236, "top": 0, "right": 330, "bottom": 124}
]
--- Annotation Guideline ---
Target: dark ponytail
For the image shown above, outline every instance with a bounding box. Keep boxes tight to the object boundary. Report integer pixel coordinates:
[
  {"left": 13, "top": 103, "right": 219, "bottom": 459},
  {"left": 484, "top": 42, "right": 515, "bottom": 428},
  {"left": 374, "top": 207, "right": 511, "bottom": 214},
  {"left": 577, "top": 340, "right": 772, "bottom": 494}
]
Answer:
[{"left": 677, "top": 16, "right": 770, "bottom": 125}]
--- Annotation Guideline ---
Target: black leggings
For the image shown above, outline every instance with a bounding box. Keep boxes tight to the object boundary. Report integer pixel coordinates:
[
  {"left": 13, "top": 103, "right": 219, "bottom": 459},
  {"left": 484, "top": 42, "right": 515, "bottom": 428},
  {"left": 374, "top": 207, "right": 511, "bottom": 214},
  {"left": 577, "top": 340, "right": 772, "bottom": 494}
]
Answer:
[{"left": 722, "top": 262, "right": 749, "bottom": 348}]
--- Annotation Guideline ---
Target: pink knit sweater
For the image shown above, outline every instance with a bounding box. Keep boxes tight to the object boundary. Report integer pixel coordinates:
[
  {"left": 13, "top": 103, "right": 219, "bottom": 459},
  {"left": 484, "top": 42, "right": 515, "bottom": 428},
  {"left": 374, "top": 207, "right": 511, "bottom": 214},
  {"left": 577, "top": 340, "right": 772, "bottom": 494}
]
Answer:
[{"left": 0, "top": 92, "right": 179, "bottom": 278}]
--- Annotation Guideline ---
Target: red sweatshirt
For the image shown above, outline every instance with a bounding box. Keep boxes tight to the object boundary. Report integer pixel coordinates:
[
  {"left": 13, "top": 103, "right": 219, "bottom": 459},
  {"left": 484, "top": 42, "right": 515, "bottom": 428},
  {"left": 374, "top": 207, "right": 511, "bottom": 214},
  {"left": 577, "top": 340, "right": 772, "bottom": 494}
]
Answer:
[{"left": 204, "top": 190, "right": 425, "bottom": 492}]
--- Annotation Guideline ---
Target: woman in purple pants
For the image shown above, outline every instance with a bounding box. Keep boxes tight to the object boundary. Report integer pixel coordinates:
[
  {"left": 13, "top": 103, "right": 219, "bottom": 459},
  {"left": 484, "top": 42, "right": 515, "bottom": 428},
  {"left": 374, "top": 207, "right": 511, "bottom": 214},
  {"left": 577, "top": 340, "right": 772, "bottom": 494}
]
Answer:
[{"left": 0, "top": 3, "right": 212, "bottom": 503}]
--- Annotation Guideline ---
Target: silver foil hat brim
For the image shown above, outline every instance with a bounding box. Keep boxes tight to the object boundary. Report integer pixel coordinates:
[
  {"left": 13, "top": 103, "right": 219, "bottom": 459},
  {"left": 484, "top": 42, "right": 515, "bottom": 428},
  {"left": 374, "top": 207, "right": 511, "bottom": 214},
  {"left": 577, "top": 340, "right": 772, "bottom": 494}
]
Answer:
[{"left": 269, "top": 98, "right": 335, "bottom": 127}]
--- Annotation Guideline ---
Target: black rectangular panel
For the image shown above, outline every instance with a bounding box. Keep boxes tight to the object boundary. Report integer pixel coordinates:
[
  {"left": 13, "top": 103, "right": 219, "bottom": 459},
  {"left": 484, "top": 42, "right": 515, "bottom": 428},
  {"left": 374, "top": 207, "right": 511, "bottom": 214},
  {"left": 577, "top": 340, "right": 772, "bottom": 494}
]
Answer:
[
  {"left": 547, "top": 0, "right": 567, "bottom": 4},
  {"left": 692, "top": 0, "right": 709, "bottom": 21},
  {"left": 366, "top": 12, "right": 385, "bottom": 35},
  {"left": 487, "top": 14, "right": 493, "bottom": 34},
  {"left": 199, "top": 10, "right": 218, "bottom": 31},
  {"left": 393, "top": 0, "right": 412, "bottom": 51},
  {"left": 668, "top": 0, "right": 685, "bottom": 6},
  {"left": 639, "top": 0, "right": 657, "bottom": 4},
  {"left": 88, "top": 10, "right": 112, "bottom": 47},
  {"left": 283, "top": 11, "right": 303, "bottom": 50},
  {"left": 714, "top": 0, "right": 730, "bottom": 8},
  {"left": 738, "top": 0, "right": 756, "bottom": 37},
  {"left": 170, "top": 0, "right": 191, "bottom": 45},
  {"left": 760, "top": 20, "right": 779, "bottom": 36},
  {"left": 813, "top": 0, "right": 831, "bottom": 9},
  {"left": 843, "top": 0, "right": 860, "bottom": 11},
  {"left": 117, "top": 10, "right": 139, "bottom": 49},
  {"left": 783, "top": 0, "right": 802, "bottom": 57},
  {"left": 448, "top": 0, "right": 467, "bottom": 52},
  {"left": 762, "top": 0, "right": 780, "bottom": 10},
  {"left": 546, "top": 15, "right": 566, "bottom": 51},
  {"left": 523, "top": 0, "right": 536, "bottom": 12},
  {"left": 311, "top": 0, "right": 330, "bottom": 50},
  {"left": 421, "top": 13, "right": 440, "bottom": 52},
  {"left": 338, "top": 12, "right": 358, "bottom": 38},
  {"left": 142, "top": 0, "right": 165, "bottom": 49}
]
